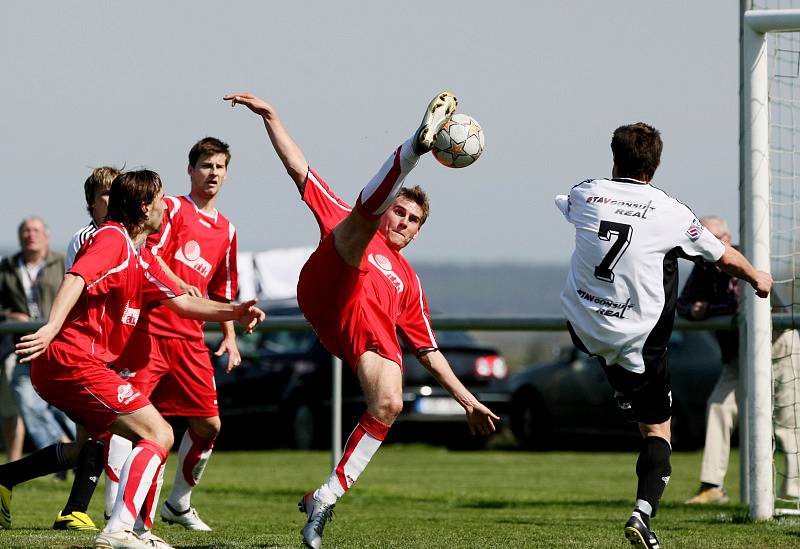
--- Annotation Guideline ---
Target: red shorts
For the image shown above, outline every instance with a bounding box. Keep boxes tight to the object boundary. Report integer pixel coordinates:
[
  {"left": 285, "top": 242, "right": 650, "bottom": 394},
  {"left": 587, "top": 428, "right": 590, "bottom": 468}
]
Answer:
[
  {"left": 113, "top": 330, "right": 218, "bottom": 417},
  {"left": 297, "top": 233, "right": 403, "bottom": 371},
  {"left": 31, "top": 353, "right": 150, "bottom": 436}
]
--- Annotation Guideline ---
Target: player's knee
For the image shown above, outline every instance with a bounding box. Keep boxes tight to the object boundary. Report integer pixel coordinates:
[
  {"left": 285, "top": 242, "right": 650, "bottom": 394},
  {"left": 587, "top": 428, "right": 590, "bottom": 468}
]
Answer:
[
  {"left": 377, "top": 396, "right": 403, "bottom": 421},
  {"left": 191, "top": 417, "right": 221, "bottom": 441}
]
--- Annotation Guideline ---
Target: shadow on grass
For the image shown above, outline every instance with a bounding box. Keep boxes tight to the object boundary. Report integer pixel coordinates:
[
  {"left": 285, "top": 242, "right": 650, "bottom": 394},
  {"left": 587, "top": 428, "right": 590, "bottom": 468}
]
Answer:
[{"left": 458, "top": 498, "right": 631, "bottom": 509}]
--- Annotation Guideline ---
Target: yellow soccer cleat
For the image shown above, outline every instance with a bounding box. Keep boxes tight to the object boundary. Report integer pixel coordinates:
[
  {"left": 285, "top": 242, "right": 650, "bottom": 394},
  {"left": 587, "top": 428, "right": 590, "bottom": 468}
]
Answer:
[{"left": 53, "top": 509, "right": 98, "bottom": 531}]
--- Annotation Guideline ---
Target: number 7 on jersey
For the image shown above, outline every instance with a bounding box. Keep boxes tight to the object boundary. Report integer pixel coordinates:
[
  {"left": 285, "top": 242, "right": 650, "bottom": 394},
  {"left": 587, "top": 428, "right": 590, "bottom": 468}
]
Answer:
[{"left": 594, "top": 220, "right": 633, "bottom": 283}]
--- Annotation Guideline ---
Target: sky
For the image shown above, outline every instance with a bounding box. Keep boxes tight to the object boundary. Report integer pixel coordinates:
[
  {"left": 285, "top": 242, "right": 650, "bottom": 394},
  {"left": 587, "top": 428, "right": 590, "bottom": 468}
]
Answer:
[{"left": 0, "top": 1, "right": 743, "bottom": 265}]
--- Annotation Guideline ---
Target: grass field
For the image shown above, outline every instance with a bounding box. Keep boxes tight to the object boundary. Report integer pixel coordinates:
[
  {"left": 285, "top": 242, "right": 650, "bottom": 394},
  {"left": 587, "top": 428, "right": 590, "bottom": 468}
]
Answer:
[{"left": 1, "top": 445, "right": 799, "bottom": 548}]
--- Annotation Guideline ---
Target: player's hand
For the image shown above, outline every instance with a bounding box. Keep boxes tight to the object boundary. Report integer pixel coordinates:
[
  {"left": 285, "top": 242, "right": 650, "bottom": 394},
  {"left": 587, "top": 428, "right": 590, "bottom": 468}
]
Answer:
[
  {"left": 15, "top": 323, "right": 59, "bottom": 363},
  {"left": 234, "top": 299, "right": 266, "bottom": 334},
  {"left": 223, "top": 93, "right": 275, "bottom": 119},
  {"left": 215, "top": 337, "right": 242, "bottom": 374},
  {"left": 690, "top": 301, "right": 709, "bottom": 320},
  {"left": 180, "top": 283, "right": 202, "bottom": 298},
  {"left": 465, "top": 401, "right": 500, "bottom": 436},
  {"left": 752, "top": 270, "right": 773, "bottom": 298}
]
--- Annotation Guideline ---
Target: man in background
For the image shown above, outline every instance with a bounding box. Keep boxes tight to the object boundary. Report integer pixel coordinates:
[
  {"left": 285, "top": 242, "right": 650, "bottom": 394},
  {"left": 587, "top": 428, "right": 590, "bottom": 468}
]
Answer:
[{"left": 0, "top": 218, "right": 75, "bottom": 461}]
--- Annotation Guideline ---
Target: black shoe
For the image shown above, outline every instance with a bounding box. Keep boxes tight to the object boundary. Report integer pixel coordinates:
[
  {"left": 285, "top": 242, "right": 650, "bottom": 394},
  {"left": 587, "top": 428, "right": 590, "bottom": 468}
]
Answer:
[{"left": 624, "top": 513, "right": 661, "bottom": 548}]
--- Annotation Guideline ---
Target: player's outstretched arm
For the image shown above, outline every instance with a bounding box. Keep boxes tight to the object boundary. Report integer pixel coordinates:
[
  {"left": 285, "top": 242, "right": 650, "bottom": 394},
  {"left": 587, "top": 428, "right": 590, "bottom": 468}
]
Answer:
[
  {"left": 418, "top": 349, "right": 500, "bottom": 436},
  {"left": 163, "top": 296, "right": 265, "bottom": 334},
  {"left": 716, "top": 244, "right": 773, "bottom": 298},
  {"left": 15, "top": 273, "right": 86, "bottom": 363},
  {"left": 224, "top": 93, "right": 309, "bottom": 194}
]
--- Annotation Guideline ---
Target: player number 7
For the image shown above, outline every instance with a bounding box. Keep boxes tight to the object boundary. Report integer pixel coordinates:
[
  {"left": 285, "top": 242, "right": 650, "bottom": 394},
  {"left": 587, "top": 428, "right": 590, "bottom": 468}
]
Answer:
[{"left": 594, "top": 220, "right": 633, "bottom": 283}]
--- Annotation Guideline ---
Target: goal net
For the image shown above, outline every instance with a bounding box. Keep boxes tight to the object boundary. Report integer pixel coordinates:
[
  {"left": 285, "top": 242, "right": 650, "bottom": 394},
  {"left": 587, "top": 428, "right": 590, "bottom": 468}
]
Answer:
[{"left": 746, "top": 0, "right": 800, "bottom": 517}]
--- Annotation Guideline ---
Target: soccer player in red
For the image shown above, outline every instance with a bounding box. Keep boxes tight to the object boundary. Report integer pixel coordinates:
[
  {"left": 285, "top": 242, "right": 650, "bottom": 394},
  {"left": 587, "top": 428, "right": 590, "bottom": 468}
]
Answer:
[
  {"left": 106, "top": 138, "right": 240, "bottom": 531},
  {"left": 7, "top": 170, "right": 263, "bottom": 549},
  {"left": 226, "top": 91, "right": 500, "bottom": 549}
]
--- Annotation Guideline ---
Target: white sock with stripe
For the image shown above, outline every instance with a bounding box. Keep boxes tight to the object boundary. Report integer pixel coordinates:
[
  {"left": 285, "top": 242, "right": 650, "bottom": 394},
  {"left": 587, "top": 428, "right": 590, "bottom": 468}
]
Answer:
[
  {"left": 355, "top": 138, "right": 420, "bottom": 219},
  {"left": 166, "top": 428, "right": 215, "bottom": 511},
  {"left": 315, "top": 413, "right": 390, "bottom": 505},
  {"left": 104, "top": 434, "right": 133, "bottom": 518},
  {"left": 103, "top": 439, "right": 167, "bottom": 533}
]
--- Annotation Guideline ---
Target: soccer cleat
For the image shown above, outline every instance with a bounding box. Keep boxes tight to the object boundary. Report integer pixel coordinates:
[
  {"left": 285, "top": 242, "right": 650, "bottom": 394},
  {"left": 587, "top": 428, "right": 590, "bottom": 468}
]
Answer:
[
  {"left": 135, "top": 530, "right": 175, "bottom": 549},
  {"left": 94, "top": 530, "right": 152, "bottom": 549},
  {"left": 0, "top": 484, "right": 11, "bottom": 529},
  {"left": 624, "top": 513, "right": 661, "bottom": 549},
  {"left": 299, "top": 491, "right": 335, "bottom": 549},
  {"left": 160, "top": 501, "right": 212, "bottom": 531},
  {"left": 53, "top": 510, "right": 98, "bottom": 531},
  {"left": 685, "top": 486, "right": 729, "bottom": 505},
  {"left": 413, "top": 91, "right": 458, "bottom": 155}
]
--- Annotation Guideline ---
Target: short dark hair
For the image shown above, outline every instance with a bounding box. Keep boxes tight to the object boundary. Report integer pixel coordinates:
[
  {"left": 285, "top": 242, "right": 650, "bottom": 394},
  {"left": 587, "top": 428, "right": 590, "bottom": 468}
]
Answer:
[
  {"left": 188, "top": 137, "right": 231, "bottom": 168},
  {"left": 397, "top": 186, "right": 430, "bottom": 225},
  {"left": 107, "top": 170, "right": 162, "bottom": 232},
  {"left": 611, "top": 123, "right": 662, "bottom": 181},
  {"left": 84, "top": 166, "right": 121, "bottom": 216}
]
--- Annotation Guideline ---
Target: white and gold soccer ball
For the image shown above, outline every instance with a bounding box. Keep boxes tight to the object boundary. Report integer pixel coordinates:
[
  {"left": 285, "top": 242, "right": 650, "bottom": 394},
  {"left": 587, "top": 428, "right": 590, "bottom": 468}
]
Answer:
[{"left": 432, "top": 113, "right": 485, "bottom": 168}]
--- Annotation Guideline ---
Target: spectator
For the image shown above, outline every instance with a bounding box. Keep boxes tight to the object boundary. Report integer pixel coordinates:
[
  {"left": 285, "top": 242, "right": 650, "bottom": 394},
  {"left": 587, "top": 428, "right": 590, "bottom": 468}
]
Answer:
[
  {"left": 0, "top": 218, "right": 75, "bottom": 458},
  {"left": 682, "top": 216, "right": 800, "bottom": 503}
]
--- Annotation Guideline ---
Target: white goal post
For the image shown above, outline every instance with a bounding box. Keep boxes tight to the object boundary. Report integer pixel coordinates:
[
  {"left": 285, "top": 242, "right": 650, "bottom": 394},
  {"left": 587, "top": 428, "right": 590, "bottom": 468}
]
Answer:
[{"left": 741, "top": 5, "right": 800, "bottom": 520}]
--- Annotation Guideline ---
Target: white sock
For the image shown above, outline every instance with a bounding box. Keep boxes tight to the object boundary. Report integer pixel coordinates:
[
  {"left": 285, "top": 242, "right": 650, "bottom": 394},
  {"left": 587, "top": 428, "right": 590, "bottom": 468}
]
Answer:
[
  {"left": 316, "top": 413, "right": 389, "bottom": 504},
  {"left": 104, "top": 440, "right": 166, "bottom": 534},
  {"left": 355, "top": 138, "right": 420, "bottom": 218},
  {"left": 166, "top": 428, "right": 214, "bottom": 511},
  {"left": 104, "top": 435, "right": 133, "bottom": 518}
]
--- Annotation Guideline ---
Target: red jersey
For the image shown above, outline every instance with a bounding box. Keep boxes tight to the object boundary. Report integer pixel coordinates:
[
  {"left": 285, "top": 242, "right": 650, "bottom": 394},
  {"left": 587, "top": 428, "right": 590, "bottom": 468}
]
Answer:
[
  {"left": 45, "top": 222, "right": 183, "bottom": 368},
  {"left": 137, "top": 195, "right": 238, "bottom": 340},
  {"left": 303, "top": 168, "right": 438, "bottom": 352}
]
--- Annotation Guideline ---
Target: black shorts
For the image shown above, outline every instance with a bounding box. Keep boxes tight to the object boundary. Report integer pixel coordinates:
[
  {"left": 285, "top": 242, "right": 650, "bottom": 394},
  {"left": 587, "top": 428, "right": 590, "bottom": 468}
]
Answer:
[{"left": 567, "top": 322, "right": 672, "bottom": 425}]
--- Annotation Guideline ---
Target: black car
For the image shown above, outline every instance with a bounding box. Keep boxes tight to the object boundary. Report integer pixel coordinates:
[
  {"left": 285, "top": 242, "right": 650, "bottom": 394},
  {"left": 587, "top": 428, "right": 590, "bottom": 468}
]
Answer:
[
  {"left": 509, "top": 330, "right": 722, "bottom": 450},
  {"left": 212, "top": 304, "right": 510, "bottom": 449}
]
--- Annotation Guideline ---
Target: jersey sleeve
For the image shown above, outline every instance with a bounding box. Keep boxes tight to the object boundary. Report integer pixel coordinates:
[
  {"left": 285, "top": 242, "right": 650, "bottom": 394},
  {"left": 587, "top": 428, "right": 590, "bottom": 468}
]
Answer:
[
  {"left": 147, "top": 196, "right": 181, "bottom": 257},
  {"left": 397, "top": 274, "right": 439, "bottom": 353},
  {"left": 207, "top": 222, "right": 238, "bottom": 302},
  {"left": 554, "top": 194, "right": 570, "bottom": 221},
  {"left": 674, "top": 205, "right": 726, "bottom": 262},
  {"left": 302, "top": 168, "right": 351, "bottom": 237},
  {"left": 139, "top": 248, "right": 184, "bottom": 306},
  {"left": 68, "top": 228, "right": 129, "bottom": 296}
]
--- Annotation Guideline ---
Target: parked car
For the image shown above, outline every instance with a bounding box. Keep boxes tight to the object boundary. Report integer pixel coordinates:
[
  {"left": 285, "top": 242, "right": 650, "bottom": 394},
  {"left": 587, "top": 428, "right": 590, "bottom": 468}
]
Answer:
[
  {"left": 509, "top": 330, "right": 722, "bottom": 450},
  {"left": 212, "top": 303, "right": 510, "bottom": 450}
]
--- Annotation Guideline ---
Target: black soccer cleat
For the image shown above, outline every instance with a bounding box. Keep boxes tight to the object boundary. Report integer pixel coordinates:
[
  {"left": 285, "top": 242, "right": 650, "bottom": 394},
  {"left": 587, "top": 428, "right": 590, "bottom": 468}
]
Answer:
[{"left": 624, "top": 513, "right": 661, "bottom": 549}]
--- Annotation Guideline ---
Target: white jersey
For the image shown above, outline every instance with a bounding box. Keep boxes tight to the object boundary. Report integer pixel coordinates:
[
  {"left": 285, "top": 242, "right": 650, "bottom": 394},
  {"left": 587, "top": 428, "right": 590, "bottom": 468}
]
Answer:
[
  {"left": 556, "top": 178, "right": 726, "bottom": 373},
  {"left": 65, "top": 220, "right": 98, "bottom": 270}
]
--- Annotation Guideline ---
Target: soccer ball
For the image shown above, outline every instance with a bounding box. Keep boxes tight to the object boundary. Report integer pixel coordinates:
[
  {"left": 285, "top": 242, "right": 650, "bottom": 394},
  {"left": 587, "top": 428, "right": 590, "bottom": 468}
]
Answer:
[{"left": 432, "top": 113, "right": 485, "bottom": 168}]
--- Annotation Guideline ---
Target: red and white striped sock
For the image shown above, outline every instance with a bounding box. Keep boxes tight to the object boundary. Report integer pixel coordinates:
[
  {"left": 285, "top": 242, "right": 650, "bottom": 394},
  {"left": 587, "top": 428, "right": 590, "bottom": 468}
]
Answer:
[
  {"left": 133, "top": 459, "right": 164, "bottom": 534},
  {"left": 316, "top": 413, "right": 390, "bottom": 504},
  {"left": 166, "top": 428, "right": 215, "bottom": 511},
  {"left": 104, "top": 434, "right": 133, "bottom": 518},
  {"left": 355, "top": 138, "right": 420, "bottom": 219},
  {"left": 104, "top": 439, "right": 167, "bottom": 534}
]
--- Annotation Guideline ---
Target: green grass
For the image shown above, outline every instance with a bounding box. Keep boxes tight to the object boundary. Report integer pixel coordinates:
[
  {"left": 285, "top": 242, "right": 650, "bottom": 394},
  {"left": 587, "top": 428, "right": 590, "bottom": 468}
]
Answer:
[{"left": 2, "top": 446, "right": 799, "bottom": 548}]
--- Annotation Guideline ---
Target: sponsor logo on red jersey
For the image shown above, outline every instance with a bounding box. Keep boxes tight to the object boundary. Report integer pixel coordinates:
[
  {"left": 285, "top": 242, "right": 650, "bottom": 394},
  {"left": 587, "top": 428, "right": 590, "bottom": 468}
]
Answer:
[
  {"left": 368, "top": 253, "right": 404, "bottom": 293},
  {"left": 175, "top": 240, "right": 212, "bottom": 278},
  {"left": 121, "top": 301, "right": 141, "bottom": 326}
]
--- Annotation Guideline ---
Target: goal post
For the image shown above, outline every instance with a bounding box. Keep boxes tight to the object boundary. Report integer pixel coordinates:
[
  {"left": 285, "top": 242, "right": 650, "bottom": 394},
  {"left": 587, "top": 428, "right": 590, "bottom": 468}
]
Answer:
[{"left": 741, "top": 5, "right": 800, "bottom": 520}]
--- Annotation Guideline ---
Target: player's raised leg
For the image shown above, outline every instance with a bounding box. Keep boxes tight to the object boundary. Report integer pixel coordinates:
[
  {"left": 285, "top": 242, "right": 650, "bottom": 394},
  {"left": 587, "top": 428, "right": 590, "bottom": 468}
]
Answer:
[
  {"left": 300, "top": 352, "right": 401, "bottom": 549},
  {"left": 160, "top": 416, "right": 218, "bottom": 531},
  {"left": 332, "top": 91, "right": 457, "bottom": 268}
]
